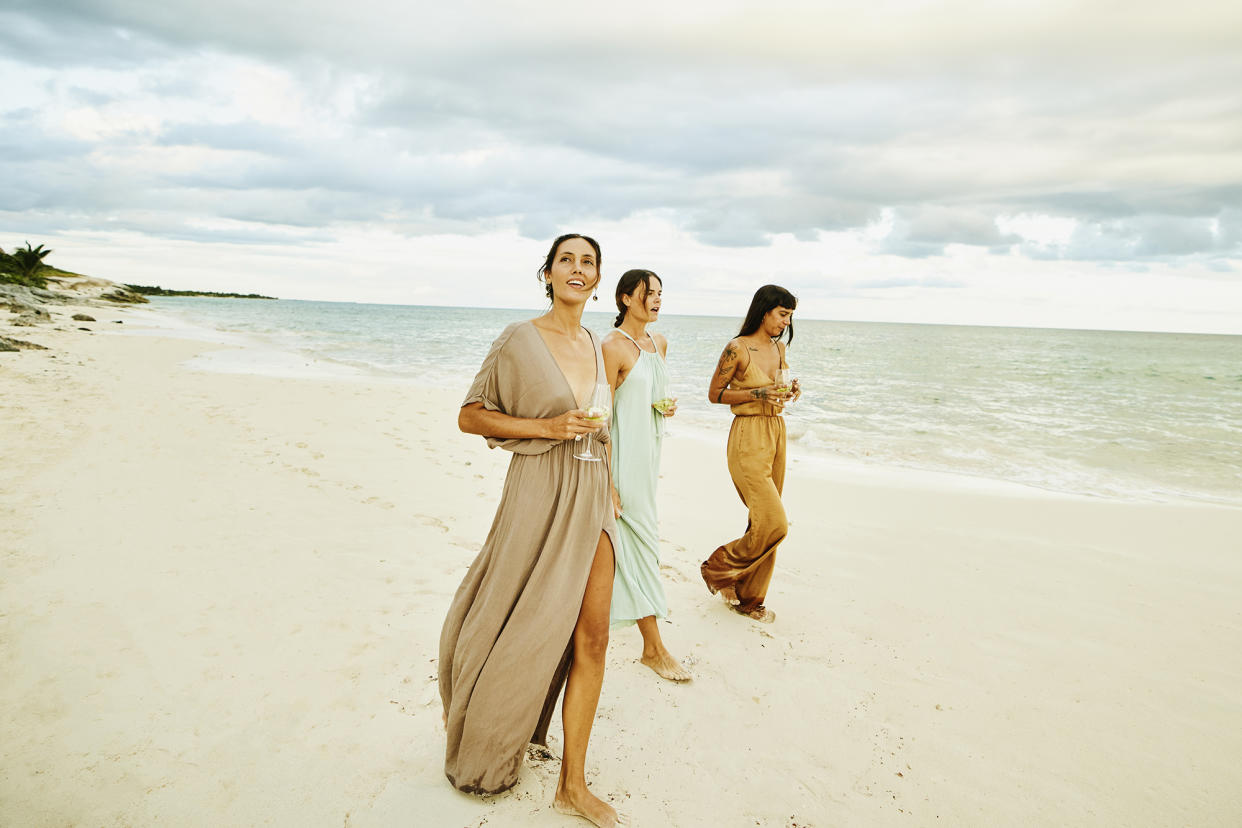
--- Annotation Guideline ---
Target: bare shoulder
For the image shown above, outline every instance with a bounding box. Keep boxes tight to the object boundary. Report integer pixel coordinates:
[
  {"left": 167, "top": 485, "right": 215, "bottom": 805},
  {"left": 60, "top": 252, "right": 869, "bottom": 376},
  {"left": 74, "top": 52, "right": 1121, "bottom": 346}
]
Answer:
[
  {"left": 602, "top": 330, "right": 638, "bottom": 368},
  {"left": 601, "top": 330, "right": 629, "bottom": 354},
  {"left": 724, "top": 337, "right": 750, "bottom": 361},
  {"left": 653, "top": 332, "right": 669, "bottom": 357},
  {"left": 715, "top": 337, "right": 748, "bottom": 378}
]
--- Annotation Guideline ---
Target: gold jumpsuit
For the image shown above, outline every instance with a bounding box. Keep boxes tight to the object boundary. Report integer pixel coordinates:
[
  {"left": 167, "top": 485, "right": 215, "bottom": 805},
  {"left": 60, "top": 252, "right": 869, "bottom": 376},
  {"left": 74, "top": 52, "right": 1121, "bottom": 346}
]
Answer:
[{"left": 701, "top": 349, "right": 788, "bottom": 615}]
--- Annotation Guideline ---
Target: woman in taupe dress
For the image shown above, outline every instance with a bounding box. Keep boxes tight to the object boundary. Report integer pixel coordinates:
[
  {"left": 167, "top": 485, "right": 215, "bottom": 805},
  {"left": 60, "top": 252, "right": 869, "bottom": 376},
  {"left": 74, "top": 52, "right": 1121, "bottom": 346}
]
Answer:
[{"left": 439, "top": 234, "right": 625, "bottom": 828}]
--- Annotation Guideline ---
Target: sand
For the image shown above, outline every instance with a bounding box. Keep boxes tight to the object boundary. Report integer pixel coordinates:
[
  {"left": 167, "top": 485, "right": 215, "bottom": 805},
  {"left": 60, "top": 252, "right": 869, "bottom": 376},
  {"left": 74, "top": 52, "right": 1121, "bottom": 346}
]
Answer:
[{"left": 3, "top": 302, "right": 1241, "bottom": 827}]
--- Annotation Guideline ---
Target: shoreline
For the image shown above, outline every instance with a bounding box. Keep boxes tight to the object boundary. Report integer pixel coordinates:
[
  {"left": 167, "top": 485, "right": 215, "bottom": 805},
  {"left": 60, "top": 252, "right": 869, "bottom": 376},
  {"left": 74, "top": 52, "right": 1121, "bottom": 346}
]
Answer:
[
  {"left": 4, "top": 300, "right": 1242, "bottom": 826},
  {"left": 101, "top": 298, "right": 1242, "bottom": 510}
]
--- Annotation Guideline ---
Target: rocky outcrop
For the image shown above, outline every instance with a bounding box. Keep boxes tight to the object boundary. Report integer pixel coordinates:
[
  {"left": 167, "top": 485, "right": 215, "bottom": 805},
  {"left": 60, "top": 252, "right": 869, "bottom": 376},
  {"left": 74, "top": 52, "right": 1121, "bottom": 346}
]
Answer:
[
  {"left": 1, "top": 283, "right": 46, "bottom": 314},
  {"left": 4, "top": 274, "right": 145, "bottom": 346},
  {"left": 0, "top": 335, "right": 48, "bottom": 351},
  {"left": 99, "top": 286, "right": 149, "bottom": 304},
  {"left": 4, "top": 286, "right": 52, "bottom": 326}
]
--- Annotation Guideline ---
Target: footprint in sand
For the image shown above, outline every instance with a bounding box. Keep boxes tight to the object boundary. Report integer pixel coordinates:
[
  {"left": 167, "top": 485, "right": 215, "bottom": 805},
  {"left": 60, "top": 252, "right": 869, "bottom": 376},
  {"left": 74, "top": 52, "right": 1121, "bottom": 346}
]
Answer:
[
  {"left": 658, "top": 561, "right": 692, "bottom": 582},
  {"left": 415, "top": 514, "right": 450, "bottom": 533}
]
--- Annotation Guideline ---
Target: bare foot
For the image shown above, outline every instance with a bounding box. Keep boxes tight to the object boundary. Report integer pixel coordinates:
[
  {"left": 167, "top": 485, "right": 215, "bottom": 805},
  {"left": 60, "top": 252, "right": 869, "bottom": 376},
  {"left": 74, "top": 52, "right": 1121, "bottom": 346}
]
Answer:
[
  {"left": 717, "top": 585, "right": 741, "bottom": 607},
  {"left": 735, "top": 604, "right": 775, "bottom": 623},
  {"left": 553, "top": 787, "right": 628, "bottom": 827},
  {"left": 640, "top": 650, "right": 692, "bottom": 682}
]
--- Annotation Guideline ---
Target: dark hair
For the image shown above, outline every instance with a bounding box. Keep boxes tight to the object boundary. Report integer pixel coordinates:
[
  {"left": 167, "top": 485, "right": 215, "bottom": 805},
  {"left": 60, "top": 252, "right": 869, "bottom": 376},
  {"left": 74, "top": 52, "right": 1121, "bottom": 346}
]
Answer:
[
  {"left": 613, "top": 269, "right": 662, "bottom": 327},
  {"left": 537, "top": 233, "right": 602, "bottom": 301},
  {"left": 738, "top": 284, "right": 797, "bottom": 345}
]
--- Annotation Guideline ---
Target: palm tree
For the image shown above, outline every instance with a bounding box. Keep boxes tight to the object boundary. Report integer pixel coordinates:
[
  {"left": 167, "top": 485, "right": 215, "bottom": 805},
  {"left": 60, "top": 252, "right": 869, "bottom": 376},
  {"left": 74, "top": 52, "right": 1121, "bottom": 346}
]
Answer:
[{"left": 8, "top": 242, "right": 52, "bottom": 288}]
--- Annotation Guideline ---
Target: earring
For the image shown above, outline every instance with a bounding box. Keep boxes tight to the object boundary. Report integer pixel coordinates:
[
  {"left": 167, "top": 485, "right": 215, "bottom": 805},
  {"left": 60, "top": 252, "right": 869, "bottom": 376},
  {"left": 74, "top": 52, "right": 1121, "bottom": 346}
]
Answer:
[{"left": 593, "top": 291, "right": 598, "bottom": 301}]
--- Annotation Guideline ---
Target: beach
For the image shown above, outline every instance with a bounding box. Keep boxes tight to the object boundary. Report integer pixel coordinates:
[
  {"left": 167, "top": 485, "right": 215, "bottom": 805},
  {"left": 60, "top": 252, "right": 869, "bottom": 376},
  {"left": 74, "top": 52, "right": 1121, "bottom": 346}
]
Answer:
[{"left": 3, "top": 300, "right": 1242, "bottom": 827}]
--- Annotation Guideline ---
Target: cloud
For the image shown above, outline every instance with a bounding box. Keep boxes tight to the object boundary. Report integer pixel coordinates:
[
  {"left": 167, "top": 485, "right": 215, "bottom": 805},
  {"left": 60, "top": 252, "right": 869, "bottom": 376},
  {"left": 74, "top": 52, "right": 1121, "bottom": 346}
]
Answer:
[
  {"left": 0, "top": 7, "right": 174, "bottom": 67},
  {"left": 883, "top": 207, "right": 1021, "bottom": 256},
  {"left": 1, "top": 0, "right": 1241, "bottom": 277},
  {"left": 156, "top": 120, "right": 305, "bottom": 157},
  {"left": 1012, "top": 213, "right": 1240, "bottom": 262}
]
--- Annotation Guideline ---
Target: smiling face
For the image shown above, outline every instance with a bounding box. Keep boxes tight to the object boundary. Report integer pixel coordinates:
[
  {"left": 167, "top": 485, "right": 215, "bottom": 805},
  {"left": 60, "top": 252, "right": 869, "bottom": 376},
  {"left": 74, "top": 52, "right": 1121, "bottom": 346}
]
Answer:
[
  {"left": 762, "top": 305, "right": 794, "bottom": 338},
  {"left": 545, "top": 237, "right": 600, "bottom": 303}
]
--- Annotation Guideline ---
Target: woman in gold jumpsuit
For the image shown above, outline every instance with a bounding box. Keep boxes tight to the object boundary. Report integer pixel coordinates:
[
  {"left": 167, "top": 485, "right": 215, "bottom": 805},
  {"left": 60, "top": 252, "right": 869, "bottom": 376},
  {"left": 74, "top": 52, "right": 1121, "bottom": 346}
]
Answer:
[{"left": 702, "top": 285, "right": 800, "bottom": 623}]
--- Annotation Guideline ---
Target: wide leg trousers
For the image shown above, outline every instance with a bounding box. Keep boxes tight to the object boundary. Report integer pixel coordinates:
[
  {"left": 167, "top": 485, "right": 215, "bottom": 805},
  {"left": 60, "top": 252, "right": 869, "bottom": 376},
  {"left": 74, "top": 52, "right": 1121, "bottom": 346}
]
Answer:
[{"left": 701, "top": 414, "right": 787, "bottom": 614}]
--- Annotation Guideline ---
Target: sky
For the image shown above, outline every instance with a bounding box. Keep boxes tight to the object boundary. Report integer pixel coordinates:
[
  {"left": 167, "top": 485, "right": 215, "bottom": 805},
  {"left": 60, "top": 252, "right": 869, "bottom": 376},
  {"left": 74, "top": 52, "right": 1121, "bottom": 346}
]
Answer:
[{"left": 2, "top": 0, "right": 1241, "bottom": 333}]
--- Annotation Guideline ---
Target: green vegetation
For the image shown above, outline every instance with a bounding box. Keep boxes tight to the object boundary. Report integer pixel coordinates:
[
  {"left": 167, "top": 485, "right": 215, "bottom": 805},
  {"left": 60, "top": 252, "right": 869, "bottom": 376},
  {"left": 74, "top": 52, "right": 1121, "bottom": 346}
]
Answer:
[
  {"left": 0, "top": 242, "right": 52, "bottom": 289},
  {"left": 0, "top": 241, "right": 275, "bottom": 300},
  {"left": 126, "top": 284, "right": 277, "bottom": 300}
]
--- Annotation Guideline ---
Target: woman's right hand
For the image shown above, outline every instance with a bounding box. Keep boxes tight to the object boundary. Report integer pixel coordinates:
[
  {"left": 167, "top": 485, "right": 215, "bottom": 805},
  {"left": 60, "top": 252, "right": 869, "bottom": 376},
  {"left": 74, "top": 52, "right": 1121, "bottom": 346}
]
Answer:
[
  {"left": 751, "top": 384, "right": 794, "bottom": 407},
  {"left": 544, "top": 409, "right": 601, "bottom": 441}
]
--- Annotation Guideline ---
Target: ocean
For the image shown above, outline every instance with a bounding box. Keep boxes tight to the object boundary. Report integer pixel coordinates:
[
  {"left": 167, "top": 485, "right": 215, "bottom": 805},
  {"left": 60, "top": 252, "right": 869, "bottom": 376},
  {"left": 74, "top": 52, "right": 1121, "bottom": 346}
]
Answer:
[{"left": 149, "top": 297, "right": 1242, "bottom": 507}]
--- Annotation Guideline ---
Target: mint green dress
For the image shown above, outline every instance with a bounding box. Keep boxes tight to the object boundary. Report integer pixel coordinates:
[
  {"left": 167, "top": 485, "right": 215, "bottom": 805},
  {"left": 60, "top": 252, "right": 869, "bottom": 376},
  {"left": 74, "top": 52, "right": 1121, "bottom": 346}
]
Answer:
[{"left": 609, "top": 328, "right": 670, "bottom": 627}]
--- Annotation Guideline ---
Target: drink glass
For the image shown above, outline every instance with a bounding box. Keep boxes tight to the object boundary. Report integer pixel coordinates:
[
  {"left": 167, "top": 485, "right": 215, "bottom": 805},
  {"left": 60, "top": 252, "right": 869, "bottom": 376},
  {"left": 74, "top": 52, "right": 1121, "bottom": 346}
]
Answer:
[
  {"left": 574, "top": 383, "right": 612, "bottom": 462},
  {"left": 653, "top": 382, "right": 675, "bottom": 437},
  {"left": 774, "top": 368, "right": 794, "bottom": 411}
]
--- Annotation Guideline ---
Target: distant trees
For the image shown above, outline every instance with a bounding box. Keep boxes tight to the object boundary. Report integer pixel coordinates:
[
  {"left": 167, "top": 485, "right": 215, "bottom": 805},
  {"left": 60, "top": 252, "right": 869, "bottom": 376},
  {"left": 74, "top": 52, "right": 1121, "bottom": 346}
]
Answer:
[{"left": 0, "top": 242, "right": 53, "bottom": 289}]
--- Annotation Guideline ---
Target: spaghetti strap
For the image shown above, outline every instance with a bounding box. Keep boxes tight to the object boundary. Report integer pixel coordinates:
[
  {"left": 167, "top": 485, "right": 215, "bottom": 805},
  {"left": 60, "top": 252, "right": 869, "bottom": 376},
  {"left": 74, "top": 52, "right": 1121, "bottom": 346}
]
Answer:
[{"left": 615, "top": 327, "right": 655, "bottom": 354}]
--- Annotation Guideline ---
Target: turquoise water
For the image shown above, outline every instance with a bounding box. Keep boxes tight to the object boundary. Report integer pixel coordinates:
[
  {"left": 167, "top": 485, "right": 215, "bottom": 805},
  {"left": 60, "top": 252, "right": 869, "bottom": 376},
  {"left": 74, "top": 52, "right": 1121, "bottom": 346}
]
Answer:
[{"left": 153, "top": 297, "right": 1242, "bottom": 506}]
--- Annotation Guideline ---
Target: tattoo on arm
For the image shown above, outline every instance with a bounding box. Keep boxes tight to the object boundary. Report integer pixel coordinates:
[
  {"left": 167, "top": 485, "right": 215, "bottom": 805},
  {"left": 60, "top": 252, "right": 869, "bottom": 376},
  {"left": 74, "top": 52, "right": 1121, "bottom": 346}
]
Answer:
[
  {"left": 712, "top": 342, "right": 740, "bottom": 404},
  {"left": 750, "top": 388, "right": 769, "bottom": 401},
  {"left": 717, "top": 345, "right": 738, "bottom": 377}
]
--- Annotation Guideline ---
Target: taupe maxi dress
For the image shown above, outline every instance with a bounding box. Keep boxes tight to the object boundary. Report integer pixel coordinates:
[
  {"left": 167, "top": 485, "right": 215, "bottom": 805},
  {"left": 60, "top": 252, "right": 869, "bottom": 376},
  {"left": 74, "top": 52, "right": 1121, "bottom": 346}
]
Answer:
[{"left": 439, "top": 320, "right": 618, "bottom": 795}]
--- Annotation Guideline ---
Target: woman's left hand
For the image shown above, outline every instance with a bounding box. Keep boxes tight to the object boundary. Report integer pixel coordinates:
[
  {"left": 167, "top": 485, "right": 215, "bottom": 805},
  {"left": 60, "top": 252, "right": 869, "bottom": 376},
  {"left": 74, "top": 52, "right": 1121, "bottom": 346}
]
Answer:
[
  {"left": 661, "top": 397, "right": 678, "bottom": 418},
  {"left": 790, "top": 379, "right": 802, "bottom": 403}
]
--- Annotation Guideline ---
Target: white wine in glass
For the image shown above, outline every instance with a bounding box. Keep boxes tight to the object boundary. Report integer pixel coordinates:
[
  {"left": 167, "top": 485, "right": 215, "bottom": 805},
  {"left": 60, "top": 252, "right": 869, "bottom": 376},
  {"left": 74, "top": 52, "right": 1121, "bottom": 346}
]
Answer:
[
  {"left": 653, "top": 383, "right": 675, "bottom": 437},
  {"left": 575, "top": 383, "right": 612, "bottom": 462},
  {"left": 774, "top": 368, "right": 794, "bottom": 410}
]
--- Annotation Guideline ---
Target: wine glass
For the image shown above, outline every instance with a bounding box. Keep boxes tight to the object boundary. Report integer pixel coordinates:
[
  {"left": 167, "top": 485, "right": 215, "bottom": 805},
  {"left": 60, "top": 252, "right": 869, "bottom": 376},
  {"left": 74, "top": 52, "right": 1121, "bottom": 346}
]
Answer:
[
  {"left": 574, "top": 383, "right": 612, "bottom": 462},
  {"left": 774, "top": 368, "right": 793, "bottom": 411},
  {"left": 653, "top": 380, "right": 675, "bottom": 437}
]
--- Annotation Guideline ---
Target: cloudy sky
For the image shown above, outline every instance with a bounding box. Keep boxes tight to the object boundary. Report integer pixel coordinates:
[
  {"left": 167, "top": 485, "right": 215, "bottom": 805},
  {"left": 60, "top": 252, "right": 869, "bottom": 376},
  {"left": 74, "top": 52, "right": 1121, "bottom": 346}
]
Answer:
[{"left": 2, "top": 0, "right": 1240, "bottom": 332}]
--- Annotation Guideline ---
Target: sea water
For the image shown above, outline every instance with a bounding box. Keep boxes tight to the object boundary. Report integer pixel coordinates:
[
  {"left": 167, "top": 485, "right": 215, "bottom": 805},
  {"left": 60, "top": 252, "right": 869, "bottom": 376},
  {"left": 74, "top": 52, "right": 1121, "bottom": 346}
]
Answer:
[{"left": 151, "top": 297, "right": 1242, "bottom": 506}]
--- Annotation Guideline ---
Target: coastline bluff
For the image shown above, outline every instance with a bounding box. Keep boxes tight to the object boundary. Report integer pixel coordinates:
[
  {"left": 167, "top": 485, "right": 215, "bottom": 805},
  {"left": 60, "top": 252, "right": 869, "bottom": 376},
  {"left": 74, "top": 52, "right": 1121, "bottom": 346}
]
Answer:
[{"left": 1, "top": 272, "right": 146, "bottom": 351}]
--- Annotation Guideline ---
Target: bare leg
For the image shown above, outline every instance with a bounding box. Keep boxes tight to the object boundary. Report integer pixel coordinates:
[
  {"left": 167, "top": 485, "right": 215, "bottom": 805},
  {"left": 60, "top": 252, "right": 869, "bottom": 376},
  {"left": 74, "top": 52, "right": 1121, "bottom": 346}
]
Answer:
[
  {"left": 554, "top": 532, "right": 627, "bottom": 827},
  {"left": 636, "top": 616, "right": 691, "bottom": 682}
]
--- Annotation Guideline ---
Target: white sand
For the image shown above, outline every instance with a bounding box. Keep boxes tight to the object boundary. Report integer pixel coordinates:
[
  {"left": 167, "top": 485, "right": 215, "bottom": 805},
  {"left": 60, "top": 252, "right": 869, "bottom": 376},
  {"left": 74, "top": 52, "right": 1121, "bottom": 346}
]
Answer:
[{"left": 3, "top": 303, "right": 1241, "bottom": 827}]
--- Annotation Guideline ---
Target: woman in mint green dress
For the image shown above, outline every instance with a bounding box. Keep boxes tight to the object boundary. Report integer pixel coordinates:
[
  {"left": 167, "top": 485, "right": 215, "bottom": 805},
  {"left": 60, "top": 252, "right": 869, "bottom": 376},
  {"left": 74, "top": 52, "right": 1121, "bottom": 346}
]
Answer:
[{"left": 602, "top": 269, "right": 692, "bottom": 682}]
